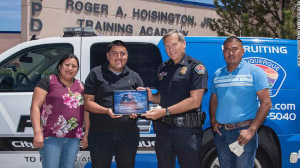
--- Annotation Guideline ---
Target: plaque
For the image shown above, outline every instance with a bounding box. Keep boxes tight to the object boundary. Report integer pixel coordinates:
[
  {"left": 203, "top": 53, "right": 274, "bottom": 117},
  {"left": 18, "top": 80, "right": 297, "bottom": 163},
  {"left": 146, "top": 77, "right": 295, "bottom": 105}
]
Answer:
[{"left": 113, "top": 90, "right": 148, "bottom": 115}]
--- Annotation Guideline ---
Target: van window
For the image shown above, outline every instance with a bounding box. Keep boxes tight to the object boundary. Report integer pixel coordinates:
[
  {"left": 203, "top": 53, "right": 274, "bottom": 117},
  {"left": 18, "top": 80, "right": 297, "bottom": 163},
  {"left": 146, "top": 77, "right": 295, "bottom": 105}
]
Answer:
[
  {"left": 0, "top": 44, "right": 73, "bottom": 92},
  {"left": 90, "top": 43, "right": 162, "bottom": 88}
]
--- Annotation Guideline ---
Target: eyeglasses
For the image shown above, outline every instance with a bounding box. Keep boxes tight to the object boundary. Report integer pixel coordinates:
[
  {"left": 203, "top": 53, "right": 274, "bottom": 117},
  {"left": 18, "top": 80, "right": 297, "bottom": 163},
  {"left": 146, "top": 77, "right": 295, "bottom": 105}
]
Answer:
[{"left": 110, "top": 51, "right": 127, "bottom": 57}]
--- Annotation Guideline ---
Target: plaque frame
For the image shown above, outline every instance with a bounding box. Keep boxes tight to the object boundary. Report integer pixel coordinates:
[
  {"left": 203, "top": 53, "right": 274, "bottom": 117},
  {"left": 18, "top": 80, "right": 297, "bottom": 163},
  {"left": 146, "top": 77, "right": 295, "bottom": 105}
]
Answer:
[{"left": 113, "top": 90, "right": 148, "bottom": 115}]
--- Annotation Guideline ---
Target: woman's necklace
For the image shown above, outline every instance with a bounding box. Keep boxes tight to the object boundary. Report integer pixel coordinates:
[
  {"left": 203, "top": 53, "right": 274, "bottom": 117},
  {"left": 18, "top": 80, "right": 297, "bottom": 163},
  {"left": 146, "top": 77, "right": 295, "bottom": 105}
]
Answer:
[{"left": 58, "top": 75, "right": 73, "bottom": 96}]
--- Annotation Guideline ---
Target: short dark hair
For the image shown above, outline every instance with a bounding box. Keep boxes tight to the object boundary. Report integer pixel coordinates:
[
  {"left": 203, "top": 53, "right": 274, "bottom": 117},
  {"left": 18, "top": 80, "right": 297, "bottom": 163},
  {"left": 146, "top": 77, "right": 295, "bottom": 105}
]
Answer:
[
  {"left": 163, "top": 30, "right": 185, "bottom": 43},
  {"left": 224, "top": 36, "right": 243, "bottom": 46},
  {"left": 56, "top": 53, "right": 79, "bottom": 73},
  {"left": 107, "top": 40, "right": 128, "bottom": 52}
]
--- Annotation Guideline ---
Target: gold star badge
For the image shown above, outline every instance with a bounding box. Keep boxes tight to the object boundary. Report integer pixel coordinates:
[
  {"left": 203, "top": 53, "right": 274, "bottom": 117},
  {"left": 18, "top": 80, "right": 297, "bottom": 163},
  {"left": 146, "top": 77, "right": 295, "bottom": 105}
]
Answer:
[{"left": 180, "top": 66, "right": 187, "bottom": 75}]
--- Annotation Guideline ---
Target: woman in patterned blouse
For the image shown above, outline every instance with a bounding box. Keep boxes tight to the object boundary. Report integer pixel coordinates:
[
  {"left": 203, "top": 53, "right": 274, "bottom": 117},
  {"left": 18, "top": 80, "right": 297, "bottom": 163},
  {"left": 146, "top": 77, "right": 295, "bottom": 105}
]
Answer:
[{"left": 30, "top": 53, "right": 89, "bottom": 168}]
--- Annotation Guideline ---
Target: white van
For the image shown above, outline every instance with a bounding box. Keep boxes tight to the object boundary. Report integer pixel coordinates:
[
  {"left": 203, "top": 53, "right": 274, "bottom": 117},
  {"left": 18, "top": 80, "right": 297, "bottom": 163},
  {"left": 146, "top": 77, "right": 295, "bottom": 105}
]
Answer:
[{"left": 0, "top": 28, "right": 299, "bottom": 167}]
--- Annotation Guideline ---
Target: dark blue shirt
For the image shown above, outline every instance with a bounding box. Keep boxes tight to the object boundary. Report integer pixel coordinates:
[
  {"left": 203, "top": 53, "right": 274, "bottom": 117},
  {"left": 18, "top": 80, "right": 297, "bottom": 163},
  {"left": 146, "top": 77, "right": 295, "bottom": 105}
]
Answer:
[{"left": 158, "top": 54, "right": 208, "bottom": 110}]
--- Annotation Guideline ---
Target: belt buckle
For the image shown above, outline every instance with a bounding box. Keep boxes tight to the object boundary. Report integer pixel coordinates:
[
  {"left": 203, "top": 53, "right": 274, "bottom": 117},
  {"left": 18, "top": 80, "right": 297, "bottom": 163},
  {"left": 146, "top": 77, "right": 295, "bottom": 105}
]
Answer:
[
  {"left": 224, "top": 124, "right": 235, "bottom": 130},
  {"left": 176, "top": 116, "right": 185, "bottom": 127}
]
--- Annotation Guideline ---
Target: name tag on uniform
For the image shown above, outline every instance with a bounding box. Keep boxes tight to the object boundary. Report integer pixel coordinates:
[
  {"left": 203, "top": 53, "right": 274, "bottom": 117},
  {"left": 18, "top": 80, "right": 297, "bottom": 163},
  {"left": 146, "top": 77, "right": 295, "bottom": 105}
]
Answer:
[{"left": 158, "top": 72, "right": 167, "bottom": 80}]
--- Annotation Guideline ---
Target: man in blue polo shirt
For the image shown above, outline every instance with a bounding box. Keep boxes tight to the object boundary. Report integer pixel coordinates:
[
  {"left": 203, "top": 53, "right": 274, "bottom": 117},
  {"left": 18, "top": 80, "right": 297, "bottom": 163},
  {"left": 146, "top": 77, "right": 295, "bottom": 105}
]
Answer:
[{"left": 209, "top": 36, "right": 272, "bottom": 168}]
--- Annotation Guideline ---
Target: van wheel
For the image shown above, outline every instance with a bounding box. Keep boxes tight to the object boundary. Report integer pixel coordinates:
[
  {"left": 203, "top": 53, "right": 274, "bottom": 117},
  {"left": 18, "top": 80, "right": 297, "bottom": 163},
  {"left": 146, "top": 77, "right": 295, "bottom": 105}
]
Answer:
[{"left": 202, "top": 140, "right": 273, "bottom": 168}]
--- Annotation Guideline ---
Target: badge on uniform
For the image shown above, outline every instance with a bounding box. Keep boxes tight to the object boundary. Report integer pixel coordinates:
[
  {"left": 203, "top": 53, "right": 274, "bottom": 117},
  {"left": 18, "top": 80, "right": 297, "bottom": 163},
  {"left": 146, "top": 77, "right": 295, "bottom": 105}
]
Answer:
[
  {"left": 158, "top": 72, "right": 167, "bottom": 80},
  {"left": 180, "top": 66, "right": 187, "bottom": 75},
  {"left": 194, "top": 64, "right": 206, "bottom": 74}
]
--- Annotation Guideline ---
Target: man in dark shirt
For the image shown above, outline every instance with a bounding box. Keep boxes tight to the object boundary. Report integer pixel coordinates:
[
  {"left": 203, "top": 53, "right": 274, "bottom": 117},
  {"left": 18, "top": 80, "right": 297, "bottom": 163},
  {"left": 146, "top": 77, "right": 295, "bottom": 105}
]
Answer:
[
  {"left": 142, "top": 30, "right": 208, "bottom": 168},
  {"left": 84, "top": 40, "right": 143, "bottom": 168}
]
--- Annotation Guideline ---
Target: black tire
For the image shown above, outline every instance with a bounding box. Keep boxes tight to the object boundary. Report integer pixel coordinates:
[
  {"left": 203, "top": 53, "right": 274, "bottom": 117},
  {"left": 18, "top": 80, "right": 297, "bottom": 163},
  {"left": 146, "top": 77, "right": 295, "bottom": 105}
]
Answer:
[
  {"left": 255, "top": 147, "right": 273, "bottom": 168},
  {"left": 202, "top": 139, "right": 275, "bottom": 168},
  {"left": 202, "top": 139, "right": 218, "bottom": 168}
]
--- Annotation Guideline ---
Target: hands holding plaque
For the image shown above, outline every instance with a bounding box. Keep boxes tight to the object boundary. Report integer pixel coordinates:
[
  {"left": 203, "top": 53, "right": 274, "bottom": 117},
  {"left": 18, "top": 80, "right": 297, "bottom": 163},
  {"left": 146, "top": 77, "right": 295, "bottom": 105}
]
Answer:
[
  {"left": 113, "top": 90, "right": 148, "bottom": 115},
  {"left": 112, "top": 88, "right": 163, "bottom": 120}
]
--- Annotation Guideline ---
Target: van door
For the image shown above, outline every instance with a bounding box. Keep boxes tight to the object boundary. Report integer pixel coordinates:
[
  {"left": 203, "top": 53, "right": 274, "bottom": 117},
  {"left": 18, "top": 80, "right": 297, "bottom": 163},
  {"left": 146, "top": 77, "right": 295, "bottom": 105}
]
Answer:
[
  {"left": 0, "top": 42, "right": 79, "bottom": 167},
  {"left": 0, "top": 43, "right": 76, "bottom": 135}
]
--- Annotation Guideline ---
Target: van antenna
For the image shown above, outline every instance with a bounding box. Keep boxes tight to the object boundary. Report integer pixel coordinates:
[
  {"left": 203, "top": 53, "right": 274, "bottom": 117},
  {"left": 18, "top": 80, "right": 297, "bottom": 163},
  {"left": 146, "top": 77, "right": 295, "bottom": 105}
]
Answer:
[{"left": 30, "top": 35, "right": 37, "bottom": 41}]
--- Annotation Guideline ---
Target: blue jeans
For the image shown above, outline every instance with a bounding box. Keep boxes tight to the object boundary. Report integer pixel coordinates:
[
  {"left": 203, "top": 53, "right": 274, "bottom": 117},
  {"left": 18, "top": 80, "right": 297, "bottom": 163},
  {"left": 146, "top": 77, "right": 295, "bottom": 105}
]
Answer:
[
  {"left": 88, "top": 130, "right": 139, "bottom": 168},
  {"left": 214, "top": 126, "right": 258, "bottom": 168},
  {"left": 154, "top": 122, "right": 202, "bottom": 168},
  {"left": 39, "top": 136, "right": 80, "bottom": 168}
]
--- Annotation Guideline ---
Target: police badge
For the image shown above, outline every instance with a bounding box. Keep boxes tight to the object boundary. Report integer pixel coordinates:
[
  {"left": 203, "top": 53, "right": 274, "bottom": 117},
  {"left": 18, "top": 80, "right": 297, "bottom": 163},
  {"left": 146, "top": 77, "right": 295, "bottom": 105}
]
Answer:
[{"left": 180, "top": 66, "right": 187, "bottom": 75}]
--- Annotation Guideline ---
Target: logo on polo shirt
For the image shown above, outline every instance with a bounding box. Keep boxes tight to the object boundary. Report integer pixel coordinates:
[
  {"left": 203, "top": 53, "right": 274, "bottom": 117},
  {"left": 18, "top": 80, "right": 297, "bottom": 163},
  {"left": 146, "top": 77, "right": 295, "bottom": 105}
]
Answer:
[{"left": 244, "top": 57, "right": 286, "bottom": 97}]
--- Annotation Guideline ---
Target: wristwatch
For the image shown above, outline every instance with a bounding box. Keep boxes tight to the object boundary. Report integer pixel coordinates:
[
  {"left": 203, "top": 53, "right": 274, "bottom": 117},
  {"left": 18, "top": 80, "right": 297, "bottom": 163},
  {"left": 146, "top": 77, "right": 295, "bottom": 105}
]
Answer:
[{"left": 165, "top": 107, "right": 170, "bottom": 116}]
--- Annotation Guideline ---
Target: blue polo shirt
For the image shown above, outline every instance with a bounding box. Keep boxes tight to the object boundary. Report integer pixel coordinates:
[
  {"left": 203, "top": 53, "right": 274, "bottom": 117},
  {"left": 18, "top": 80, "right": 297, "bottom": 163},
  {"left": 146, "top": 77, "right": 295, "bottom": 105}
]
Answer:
[{"left": 211, "top": 59, "right": 269, "bottom": 124}]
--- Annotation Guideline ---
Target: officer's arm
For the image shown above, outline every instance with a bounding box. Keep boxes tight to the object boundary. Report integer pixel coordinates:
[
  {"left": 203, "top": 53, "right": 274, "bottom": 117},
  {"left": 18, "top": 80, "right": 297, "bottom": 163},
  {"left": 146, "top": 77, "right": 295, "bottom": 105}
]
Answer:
[
  {"left": 167, "top": 89, "right": 205, "bottom": 115},
  {"left": 84, "top": 94, "right": 109, "bottom": 114}
]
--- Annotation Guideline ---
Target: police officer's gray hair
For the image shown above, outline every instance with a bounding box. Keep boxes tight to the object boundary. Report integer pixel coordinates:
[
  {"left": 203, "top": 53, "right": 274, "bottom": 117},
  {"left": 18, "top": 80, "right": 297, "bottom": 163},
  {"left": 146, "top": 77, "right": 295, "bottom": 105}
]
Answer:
[{"left": 163, "top": 30, "right": 185, "bottom": 43}]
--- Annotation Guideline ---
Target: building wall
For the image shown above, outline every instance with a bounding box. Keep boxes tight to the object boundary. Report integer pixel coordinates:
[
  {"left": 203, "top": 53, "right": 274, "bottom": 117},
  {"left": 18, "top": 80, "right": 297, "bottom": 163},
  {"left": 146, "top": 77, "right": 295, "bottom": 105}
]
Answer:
[
  {"left": 21, "top": 0, "right": 218, "bottom": 41},
  {"left": 0, "top": 32, "right": 21, "bottom": 54}
]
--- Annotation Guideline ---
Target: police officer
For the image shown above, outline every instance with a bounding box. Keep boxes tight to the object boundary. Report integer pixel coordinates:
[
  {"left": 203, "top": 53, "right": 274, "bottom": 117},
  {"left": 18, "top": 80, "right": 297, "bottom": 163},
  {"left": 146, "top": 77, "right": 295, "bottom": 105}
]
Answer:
[
  {"left": 84, "top": 40, "right": 143, "bottom": 168},
  {"left": 142, "top": 30, "right": 208, "bottom": 168}
]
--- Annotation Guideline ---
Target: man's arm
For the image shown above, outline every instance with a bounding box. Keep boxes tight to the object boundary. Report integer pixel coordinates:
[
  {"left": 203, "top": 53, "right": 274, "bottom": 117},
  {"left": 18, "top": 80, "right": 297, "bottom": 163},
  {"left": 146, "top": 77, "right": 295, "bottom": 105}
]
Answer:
[
  {"left": 84, "top": 94, "right": 122, "bottom": 118},
  {"left": 209, "top": 93, "right": 221, "bottom": 135},
  {"left": 142, "top": 89, "right": 205, "bottom": 120},
  {"left": 238, "top": 88, "right": 272, "bottom": 145}
]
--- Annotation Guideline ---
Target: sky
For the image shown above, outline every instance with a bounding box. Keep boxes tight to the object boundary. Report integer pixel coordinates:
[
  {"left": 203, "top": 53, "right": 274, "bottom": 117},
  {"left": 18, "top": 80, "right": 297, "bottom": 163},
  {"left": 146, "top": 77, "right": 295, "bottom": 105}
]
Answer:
[
  {"left": 0, "top": 0, "right": 21, "bottom": 31},
  {"left": 0, "top": 0, "right": 215, "bottom": 32}
]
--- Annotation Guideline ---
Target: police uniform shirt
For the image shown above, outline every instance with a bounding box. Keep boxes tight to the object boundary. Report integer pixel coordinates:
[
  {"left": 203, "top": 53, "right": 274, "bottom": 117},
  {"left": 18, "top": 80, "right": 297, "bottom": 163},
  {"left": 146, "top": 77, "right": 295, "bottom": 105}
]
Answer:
[
  {"left": 158, "top": 54, "right": 208, "bottom": 109},
  {"left": 84, "top": 62, "right": 143, "bottom": 132}
]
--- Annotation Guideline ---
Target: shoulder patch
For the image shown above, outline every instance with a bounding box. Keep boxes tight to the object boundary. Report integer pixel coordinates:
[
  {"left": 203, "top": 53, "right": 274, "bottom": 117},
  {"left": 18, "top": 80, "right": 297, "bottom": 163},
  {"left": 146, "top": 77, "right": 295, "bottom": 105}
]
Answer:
[{"left": 194, "top": 64, "right": 206, "bottom": 74}]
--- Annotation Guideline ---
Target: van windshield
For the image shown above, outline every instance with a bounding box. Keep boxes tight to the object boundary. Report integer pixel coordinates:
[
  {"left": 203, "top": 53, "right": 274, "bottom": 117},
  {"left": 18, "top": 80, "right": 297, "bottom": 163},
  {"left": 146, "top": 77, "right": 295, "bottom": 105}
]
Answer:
[{"left": 0, "top": 44, "right": 73, "bottom": 92}]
